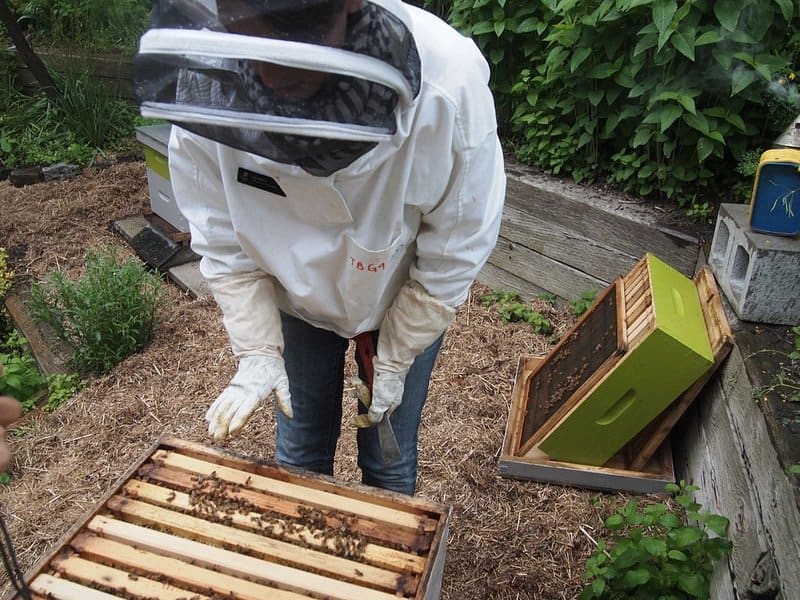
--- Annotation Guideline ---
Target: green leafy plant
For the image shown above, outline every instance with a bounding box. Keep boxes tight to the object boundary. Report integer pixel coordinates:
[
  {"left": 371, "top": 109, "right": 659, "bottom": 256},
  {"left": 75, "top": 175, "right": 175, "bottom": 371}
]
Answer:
[
  {"left": 0, "top": 472, "right": 11, "bottom": 485},
  {"left": 539, "top": 292, "right": 559, "bottom": 307},
  {"left": 786, "top": 463, "right": 800, "bottom": 476},
  {"left": 27, "top": 245, "right": 166, "bottom": 374},
  {"left": 43, "top": 373, "right": 84, "bottom": 412},
  {"left": 480, "top": 289, "right": 554, "bottom": 333},
  {"left": 0, "top": 334, "right": 45, "bottom": 409},
  {"left": 449, "top": 0, "right": 799, "bottom": 208},
  {"left": 685, "top": 201, "right": 713, "bottom": 222},
  {"left": 570, "top": 291, "right": 598, "bottom": 317},
  {"left": 580, "top": 481, "right": 732, "bottom": 599}
]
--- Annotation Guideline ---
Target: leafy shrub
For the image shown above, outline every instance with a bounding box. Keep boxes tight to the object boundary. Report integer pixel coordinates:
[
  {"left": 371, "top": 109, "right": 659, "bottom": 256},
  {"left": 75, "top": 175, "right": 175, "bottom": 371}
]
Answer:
[
  {"left": 580, "top": 481, "right": 732, "bottom": 599},
  {"left": 27, "top": 246, "right": 166, "bottom": 375},
  {"left": 447, "top": 0, "right": 799, "bottom": 207}
]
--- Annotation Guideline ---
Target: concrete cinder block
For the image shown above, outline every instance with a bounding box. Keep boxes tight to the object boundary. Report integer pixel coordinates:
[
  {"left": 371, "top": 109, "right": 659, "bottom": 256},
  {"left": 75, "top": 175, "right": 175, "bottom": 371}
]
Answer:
[{"left": 708, "top": 203, "right": 800, "bottom": 325}]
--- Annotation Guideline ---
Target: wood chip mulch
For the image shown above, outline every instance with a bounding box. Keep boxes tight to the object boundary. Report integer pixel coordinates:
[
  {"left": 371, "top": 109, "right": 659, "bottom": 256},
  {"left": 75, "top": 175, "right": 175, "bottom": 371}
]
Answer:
[{"left": 0, "top": 162, "right": 632, "bottom": 599}]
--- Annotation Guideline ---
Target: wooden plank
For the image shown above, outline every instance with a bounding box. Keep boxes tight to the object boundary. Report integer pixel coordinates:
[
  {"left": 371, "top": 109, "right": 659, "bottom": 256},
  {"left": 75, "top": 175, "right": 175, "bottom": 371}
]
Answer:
[
  {"left": 626, "top": 308, "right": 653, "bottom": 344},
  {"left": 487, "top": 233, "right": 607, "bottom": 301},
  {"left": 30, "top": 574, "right": 124, "bottom": 600},
  {"left": 625, "top": 267, "right": 733, "bottom": 470},
  {"left": 615, "top": 274, "right": 627, "bottom": 357},
  {"left": 159, "top": 437, "right": 446, "bottom": 520},
  {"left": 50, "top": 554, "right": 211, "bottom": 600},
  {"left": 71, "top": 533, "right": 327, "bottom": 600},
  {"left": 86, "top": 516, "right": 401, "bottom": 600},
  {"left": 478, "top": 261, "right": 555, "bottom": 301},
  {"left": 674, "top": 374, "right": 772, "bottom": 597},
  {"left": 681, "top": 343, "right": 800, "bottom": 598},
  {"left": 136, "top": 463, "right": 429, "bottom": 552},
  {"left": 499, "top": 188, "right": 638, "bottom": 283},
  {"left": 150, "top": 449, "right": 435, "bottom": 533},
  {"left": 4, "top": 293, "right": 70, "bottom": 375},
  {"left": 103, "top": 495, "right": 408, "bottom": 595},
  {"left": 626, "top": 288, "right": 651, "bottom": 325},
  {"left": 502, "top": 173, "right": 700, "bottom": 277},
  {"left": 123, "top": 478, "right": 425, "bottom": 573},
  {"left": 499, "top": 447, "right": 674, "bottom": 493}
]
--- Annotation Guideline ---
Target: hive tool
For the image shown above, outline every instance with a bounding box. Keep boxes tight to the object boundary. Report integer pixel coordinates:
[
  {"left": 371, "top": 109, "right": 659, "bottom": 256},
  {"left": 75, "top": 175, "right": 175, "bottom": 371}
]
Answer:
[{"left": 351, "top": 333, "right": 402, "bottom": 465}]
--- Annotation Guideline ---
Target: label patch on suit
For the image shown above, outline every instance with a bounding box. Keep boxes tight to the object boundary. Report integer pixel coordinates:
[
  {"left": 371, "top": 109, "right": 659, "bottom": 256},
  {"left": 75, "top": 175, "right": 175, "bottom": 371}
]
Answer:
[{"left": 237, "top": 168, "right": 286, "bottom": 197}]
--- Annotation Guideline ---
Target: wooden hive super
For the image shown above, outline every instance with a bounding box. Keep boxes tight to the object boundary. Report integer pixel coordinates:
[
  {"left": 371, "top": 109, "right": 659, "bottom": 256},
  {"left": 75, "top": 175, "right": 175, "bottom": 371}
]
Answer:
[
  {"left": 500, "top": 256, "right": 733, "bottom": 493},
  {"left": 6, "top": 438, "right": 450, "bottom": 600}
]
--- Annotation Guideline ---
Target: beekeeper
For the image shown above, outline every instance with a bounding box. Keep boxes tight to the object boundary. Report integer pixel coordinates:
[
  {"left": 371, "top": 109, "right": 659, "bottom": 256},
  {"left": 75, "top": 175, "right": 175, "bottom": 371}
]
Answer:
[{"left": 134, "top": 0, "right": 506, "bottom": 495}]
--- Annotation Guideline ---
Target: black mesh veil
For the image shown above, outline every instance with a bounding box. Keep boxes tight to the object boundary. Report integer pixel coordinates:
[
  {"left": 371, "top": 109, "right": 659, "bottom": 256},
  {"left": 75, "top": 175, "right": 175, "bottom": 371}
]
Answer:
[{"left": 134, "top": 0, "right": 421, "bottom": 175}]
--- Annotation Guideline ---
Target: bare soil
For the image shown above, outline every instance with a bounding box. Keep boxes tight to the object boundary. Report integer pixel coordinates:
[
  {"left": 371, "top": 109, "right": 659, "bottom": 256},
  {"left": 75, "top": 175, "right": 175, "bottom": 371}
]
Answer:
[{"left": 0, "top": 161, "right": 638, "bottom": 599}]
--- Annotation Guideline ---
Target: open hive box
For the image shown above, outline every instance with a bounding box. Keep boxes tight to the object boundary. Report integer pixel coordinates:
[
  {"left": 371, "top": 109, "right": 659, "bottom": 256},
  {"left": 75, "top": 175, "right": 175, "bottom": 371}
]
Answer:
[
  {"left": 6, "top": 438, "right": 450, "bottom": 600},
  {"left": 500, "top": 255, "right": 733, "bottom": 493}
]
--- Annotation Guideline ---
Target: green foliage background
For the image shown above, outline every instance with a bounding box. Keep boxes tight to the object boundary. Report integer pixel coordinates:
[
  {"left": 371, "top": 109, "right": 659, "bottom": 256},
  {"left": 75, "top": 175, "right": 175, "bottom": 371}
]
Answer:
[
  {"left": 427, "top": 0, "right": 800, "bottom": 207},
  {"left": 10, "top": 0, "right": 151, "bottom": 52}
]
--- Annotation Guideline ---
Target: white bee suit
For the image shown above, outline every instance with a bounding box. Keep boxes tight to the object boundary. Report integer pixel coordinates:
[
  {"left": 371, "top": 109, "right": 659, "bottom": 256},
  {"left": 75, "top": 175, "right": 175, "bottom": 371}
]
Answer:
[
  {"left": 162, "top": 4, "right": 505, "bottom": 338},
  {"left": 136, "top": 0, "right": 505, "bottom": 439}
]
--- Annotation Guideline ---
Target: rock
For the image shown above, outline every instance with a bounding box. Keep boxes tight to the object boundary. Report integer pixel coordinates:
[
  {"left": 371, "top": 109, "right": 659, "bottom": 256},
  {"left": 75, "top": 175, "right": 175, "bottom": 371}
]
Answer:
[
  {"left": 0, "top": 165, "right": 9, "bottom": 182},
  {"left": 41, "top": 163, "right": 82, "bottom": 182},
  {"left": 9, "top": 167, "right": 44, "bottom": 187}
]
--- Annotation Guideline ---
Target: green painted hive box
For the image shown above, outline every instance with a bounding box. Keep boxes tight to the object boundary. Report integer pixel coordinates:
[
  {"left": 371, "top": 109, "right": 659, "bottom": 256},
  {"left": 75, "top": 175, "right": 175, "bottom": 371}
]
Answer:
[
  {"left": 536, "top": 254, "right": 714, "bottom": 466},
  {"left": 135, "top": 124, "right": 190, "bottom": 233}
]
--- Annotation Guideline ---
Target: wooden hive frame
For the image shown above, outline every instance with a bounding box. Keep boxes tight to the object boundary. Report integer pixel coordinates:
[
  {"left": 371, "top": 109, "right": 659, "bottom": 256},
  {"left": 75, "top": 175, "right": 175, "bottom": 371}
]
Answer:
[
  {"left": 5, "top": 438, "right": 450, "bottom": 600},
  {"left": 499, "top": 264, "right": 733, "bottom": 493}
]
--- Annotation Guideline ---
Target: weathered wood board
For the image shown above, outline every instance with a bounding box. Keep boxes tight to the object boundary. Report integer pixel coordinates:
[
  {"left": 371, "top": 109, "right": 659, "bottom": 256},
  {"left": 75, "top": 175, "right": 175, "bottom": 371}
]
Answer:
[
  {"left": 4, "top": 293, "right": 70, "bottom": 376},
  {"left": 480, "top": 161, "right": 701, "bottom": 301},
  {"left": 4, "top": 438, "right": 450, "bottom": 600},
  {"left": 673, "top": 344, "right": 800, "bottom": 599}
]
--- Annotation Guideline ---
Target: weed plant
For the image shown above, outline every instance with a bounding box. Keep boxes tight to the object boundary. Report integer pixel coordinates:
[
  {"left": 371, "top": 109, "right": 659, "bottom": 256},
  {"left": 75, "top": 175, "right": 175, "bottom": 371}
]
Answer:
[
  {"left": 480, "top": 289, "right": 554, "bottom": 334},
  {"left": 43, "top": 373, "right": 84, "bottom": 412},
  {"left": 580, "top": 481, "right": 732, "bottom": 599},
  {"left": 27, "top": 246, "right": 166, "bottom": 375},
  {"left": 570, "top": 291, "right": 599, "bottom": 318}
]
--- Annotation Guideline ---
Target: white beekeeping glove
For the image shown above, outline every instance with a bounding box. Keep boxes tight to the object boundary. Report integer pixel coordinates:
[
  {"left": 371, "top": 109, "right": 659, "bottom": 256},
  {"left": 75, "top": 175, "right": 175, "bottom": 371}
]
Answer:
[
  {"left": 369, "top": 281, "right": 455, "bottom": 424},
  {"left": 205, "top": 271, "right": 292, "bottom": 441}
]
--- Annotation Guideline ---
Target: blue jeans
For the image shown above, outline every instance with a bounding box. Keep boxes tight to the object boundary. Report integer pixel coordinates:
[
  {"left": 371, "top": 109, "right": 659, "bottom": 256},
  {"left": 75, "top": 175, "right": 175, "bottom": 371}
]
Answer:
[{"left": 276, "top": 312, "right": 443, "bottom": 495}]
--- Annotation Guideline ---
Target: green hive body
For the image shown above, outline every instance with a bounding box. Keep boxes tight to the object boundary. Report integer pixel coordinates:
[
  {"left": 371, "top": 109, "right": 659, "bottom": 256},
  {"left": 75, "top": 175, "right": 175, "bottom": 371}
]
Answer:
[{"left": 538, "top": 254, "right": 713, "bottom": 466}]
